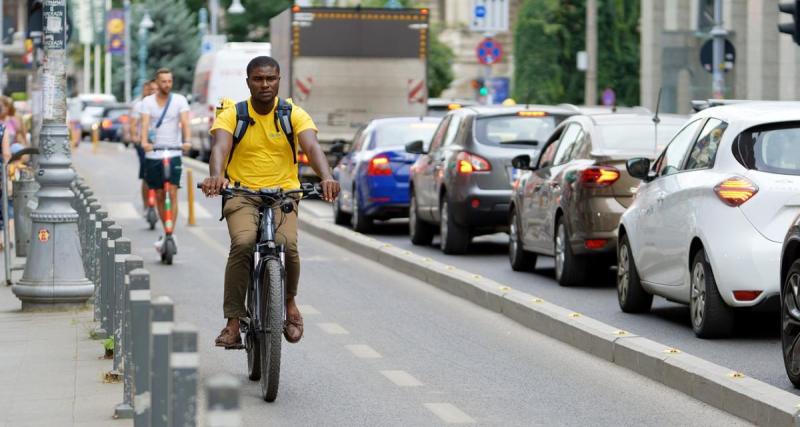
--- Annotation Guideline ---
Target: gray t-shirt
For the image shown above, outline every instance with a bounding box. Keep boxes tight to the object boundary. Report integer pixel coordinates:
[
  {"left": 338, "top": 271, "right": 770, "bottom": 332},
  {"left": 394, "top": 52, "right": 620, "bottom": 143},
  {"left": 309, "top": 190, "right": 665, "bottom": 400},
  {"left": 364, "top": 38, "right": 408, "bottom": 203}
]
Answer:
[{"left": 141, "top": 93, "right": 189, "bottom": 158}]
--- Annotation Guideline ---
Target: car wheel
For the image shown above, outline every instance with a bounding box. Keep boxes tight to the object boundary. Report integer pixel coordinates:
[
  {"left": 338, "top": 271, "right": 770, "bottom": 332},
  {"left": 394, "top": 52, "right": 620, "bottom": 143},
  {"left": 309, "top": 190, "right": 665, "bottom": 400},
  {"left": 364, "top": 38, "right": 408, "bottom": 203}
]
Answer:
[
  {"left": 509, "top": 209, "right": 537, "bottom": 272},
  {"left": 351, "top": 187, "right": 373, "bottom": 233},
  {"left": 782, "top": 260, "right": 800, "bottom": 388},
  {"left": 617, "top": 234, "right": 653, "bottom": 313},
  {"left": 409, "top": 189, "right": 434, "bottom": 246},
  {"left": 690, "top": 249, "right": 734, "bottom": 338},
  {"left": 554, "top": 218, "right": 587, "bottom": 287},
  {"left": 440, "top": 197, "right": 469, "bottom": 254},
  {"left": 332, "top": 195, "right": 351, "bottom": 226}
]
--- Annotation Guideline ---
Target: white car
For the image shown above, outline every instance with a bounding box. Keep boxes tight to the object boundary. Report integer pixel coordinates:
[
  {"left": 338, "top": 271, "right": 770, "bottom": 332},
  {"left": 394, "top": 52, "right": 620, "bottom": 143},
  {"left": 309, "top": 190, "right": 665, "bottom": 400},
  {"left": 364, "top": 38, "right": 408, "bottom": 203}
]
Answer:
[{"left": 617, "top": 101, "right": 800, "bottom": 338}]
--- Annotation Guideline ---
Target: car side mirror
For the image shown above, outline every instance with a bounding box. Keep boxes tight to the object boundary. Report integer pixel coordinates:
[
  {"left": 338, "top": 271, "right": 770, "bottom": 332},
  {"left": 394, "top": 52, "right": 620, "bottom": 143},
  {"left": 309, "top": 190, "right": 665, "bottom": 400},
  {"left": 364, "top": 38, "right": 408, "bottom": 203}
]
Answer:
[
  {"left": 405, "top": 140, "right": 426, "bottom": 155},
  {"left": 626, "top": 157, "right": 652, "bottom": 181},
  {"left": 511, "top": 154, "right": 532, "bottom": 170}
]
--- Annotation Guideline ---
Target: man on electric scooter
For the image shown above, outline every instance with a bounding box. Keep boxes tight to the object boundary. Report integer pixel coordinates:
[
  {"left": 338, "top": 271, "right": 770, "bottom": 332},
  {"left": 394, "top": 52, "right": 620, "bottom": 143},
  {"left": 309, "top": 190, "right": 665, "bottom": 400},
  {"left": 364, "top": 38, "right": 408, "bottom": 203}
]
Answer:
[
  {"left": 140, "top": 68, "right": 191, "bottom": 254},
  {"left": 200, "top": 56, "right": 340, "bottom": 346}
]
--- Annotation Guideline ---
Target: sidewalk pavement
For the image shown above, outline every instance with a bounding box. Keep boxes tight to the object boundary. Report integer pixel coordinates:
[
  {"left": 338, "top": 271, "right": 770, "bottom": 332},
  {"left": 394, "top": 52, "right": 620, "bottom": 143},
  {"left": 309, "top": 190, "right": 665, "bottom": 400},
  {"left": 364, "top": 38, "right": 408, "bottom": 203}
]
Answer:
[{"left": 0, "top": 255, "right": 131, "bottom": 427}]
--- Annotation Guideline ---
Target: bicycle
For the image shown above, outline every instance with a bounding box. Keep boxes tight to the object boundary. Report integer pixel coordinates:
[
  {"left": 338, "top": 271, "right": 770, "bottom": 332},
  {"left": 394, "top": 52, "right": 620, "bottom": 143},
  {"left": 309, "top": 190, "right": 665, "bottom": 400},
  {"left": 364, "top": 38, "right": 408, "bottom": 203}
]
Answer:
[
  {"left": 151, "top": 147, "right": 178, "bottom": 265},
  {"left": 199, "top": 182, "right": 321, "bottom": 402}
]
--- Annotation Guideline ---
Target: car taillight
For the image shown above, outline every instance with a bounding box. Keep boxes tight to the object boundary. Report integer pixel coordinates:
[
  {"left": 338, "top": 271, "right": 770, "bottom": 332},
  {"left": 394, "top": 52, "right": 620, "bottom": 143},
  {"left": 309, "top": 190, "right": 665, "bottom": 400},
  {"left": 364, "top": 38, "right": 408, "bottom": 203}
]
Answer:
[
  {"left": 101, "top": 119, "right": 112, "bottom": 129},
  {"left": 580, "top": 166, "right": 620, "bottom": 187},
  {"left": 456, "top": 152, "right": 491, "bottom": 174},
  {"left": 119, "top": 115, "right": 129, "bottom": 124},
  {"left": 733, "top": 290, "right": 762, "bottom": 301},
  {"left": 367, "top": 155, "right": 392, "bottom": 176},
  {"left": 297, "top": 152, "right": 309, "bottom": 164},
  {"left": 714, "top": 177, "right": 758, "bottom": 207}
]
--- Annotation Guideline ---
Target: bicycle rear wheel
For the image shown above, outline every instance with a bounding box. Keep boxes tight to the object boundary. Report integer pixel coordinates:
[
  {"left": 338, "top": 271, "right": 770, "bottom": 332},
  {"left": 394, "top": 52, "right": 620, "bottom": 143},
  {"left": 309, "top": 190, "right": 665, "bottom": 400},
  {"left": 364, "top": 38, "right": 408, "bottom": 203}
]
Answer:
[{"left": 260, "top": 258, "right": 283, "bottom": 402}]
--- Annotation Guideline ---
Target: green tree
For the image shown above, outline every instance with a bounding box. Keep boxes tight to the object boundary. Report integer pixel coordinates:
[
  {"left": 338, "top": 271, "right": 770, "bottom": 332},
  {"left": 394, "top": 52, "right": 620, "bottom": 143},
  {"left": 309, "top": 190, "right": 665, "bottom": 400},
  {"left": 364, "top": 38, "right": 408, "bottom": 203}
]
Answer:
[
  {"left": 114, "top": 0, "right": 200, "bottom": 99},
  {"left": 513, "top": 0, "right": 639, "bottom": 106},
  {"left": 428, "top": 25, "right": 454, "bottom": 98},
  {"left": 183, "top": 0, "right": 291, "bottom": 41}
]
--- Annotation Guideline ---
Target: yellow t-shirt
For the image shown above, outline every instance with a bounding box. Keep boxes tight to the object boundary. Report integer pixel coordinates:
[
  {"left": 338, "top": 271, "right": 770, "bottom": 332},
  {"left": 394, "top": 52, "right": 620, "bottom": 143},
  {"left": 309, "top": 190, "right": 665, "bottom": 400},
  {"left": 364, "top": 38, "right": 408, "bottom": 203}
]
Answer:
[{"left": 210, "top": 97, "right": 317, "bottom": 190}]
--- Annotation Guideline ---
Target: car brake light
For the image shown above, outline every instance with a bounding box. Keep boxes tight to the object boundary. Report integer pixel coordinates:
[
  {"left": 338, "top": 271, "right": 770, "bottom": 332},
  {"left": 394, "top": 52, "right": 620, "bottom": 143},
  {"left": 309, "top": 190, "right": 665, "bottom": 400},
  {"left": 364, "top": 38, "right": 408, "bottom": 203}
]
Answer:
[
  {"left": 297, "top": 152, "right": 309, "bottom": 165},
  {"left": 580, "top": 166, "right": 620, "bottom": 187},
  {"left": 733, "top": 290, "right": 762, "bottom": 301},
  {"left": 118, "top": 115, "right": 129, "bottom": 124},
  {"left": 714, "top": 177, "right": 758, "bottom": 207},
  {"left": 584, "top": 239, "right": 608, "bottom": 249},
  {"left": 456, "top": 152, "right": 491, "bottom": 174},
  {"left": 518, "top": 111, "right": 547, "bottom": 117},
  {"left": 101, "top": 119, "right": 112, "bottom": 129},
  {"left": 367, "top": 155, "right": 392, "bottom": 176}
]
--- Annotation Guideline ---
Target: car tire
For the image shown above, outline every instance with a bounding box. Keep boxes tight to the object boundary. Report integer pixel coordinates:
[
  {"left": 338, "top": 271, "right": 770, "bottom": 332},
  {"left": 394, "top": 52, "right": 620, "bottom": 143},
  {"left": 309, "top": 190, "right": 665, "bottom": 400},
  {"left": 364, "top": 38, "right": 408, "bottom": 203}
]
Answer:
[
  {"left": 440, "top": 197, "right": 469, "bottom": 254},
  {"left": 617, "top": 234, "right": 653, "bottom": 313},
  {"left": 332, "top": 195, "right": 351, "bottom": 226},
  {"left": 509, "top": 209, "right": 537, "bottom": 272},
  {"left": 782, "top": 259, "right": 800, "bottom": 388},
  {"left": 409, "top": 189, "right": 434, "bottom": 246},
  {"left": 351, "top": 187, "right": 373, "bottom": 233},
  {"left": 554, "top": 218, "right": 587, "bottom": 287},
  {"left": 690, "top": 248, "right": 734, "bottom": 338}
]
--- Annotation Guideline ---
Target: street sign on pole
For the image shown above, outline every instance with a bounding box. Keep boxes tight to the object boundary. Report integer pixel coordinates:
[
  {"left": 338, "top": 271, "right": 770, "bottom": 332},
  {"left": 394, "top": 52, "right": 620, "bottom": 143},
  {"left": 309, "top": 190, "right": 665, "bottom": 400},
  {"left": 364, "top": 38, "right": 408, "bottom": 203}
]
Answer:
[
  {"left": 106, "top": 9, "right": 125, "bottom": 55},
  {"left": 469, "top": 0, "right": 509, "bottom": 33},
  {"left": 700, "top": 38, "right": 735, "bottom": 73},
  {"left": 476, "top": 37, "right": 502, "bottom": 65},
  {"left": 200, "top": 34, "right": 226, "bottom": 55}
]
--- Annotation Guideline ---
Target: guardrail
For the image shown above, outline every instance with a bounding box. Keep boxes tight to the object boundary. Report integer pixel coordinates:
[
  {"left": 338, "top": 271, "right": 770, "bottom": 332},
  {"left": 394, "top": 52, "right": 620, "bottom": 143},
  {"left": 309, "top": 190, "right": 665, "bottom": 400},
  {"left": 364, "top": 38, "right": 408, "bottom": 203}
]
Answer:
[{"left": 71, "top": 177, "right": 243, "bottom": 427}]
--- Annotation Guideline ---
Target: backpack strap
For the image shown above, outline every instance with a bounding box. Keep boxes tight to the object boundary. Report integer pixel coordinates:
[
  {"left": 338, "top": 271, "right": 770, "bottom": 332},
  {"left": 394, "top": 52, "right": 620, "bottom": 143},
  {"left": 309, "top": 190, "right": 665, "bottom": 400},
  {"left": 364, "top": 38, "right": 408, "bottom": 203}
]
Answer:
[
  {"left": 225, "top": 100, "right": 253, "bottom": 179},
  {"left": 274, "top": 98, "right": 296, "bottom": 164}
]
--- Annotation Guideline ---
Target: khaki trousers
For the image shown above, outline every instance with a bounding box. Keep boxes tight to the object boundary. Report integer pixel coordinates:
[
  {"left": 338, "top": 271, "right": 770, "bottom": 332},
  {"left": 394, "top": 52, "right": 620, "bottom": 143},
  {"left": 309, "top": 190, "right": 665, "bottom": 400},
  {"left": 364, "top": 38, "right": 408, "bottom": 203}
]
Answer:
[{"left": 222, "top": 196, "right": 299, "bottom": 319}]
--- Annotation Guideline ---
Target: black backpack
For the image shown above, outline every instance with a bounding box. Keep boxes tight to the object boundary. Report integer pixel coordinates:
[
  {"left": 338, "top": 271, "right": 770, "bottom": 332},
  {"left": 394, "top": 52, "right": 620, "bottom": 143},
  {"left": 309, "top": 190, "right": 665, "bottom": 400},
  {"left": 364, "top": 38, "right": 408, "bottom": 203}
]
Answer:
[{"left": 224, "top": 98, "right": 296, "bottom": 180}]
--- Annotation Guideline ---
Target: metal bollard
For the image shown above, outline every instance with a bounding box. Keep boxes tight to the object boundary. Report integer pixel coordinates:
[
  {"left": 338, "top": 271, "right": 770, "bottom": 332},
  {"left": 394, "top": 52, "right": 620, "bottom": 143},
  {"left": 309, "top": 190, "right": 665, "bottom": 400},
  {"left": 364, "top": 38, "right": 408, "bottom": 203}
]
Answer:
[
  {"left": 98, "top": 224, "right": 121, "bottom": 339},
  {"left": 171, "top": 323, "right": 199, "bottom": 427},
  {"left": 150, "top": 297, "right": 174, "bottom": 427},
  {"left": 85, "top": 202, "right": 100, "bottom": 276},
  {"left": 206, "top": 374, "right": 241, "bottom": 427},
  {"left": 129, "top": 269, "right": 152, "bottom": 427},
  {"left": 92, "top": 216, "right": 113, "bottom": 327},
  {"left": 113, "top": 250, "right": 138, "bottom": 420},
  {"left": 91, "top": 209, "right": 108, "bottom": 286},
  {"left": 12, "top": 177, "right": 38, "bottom": 257}
]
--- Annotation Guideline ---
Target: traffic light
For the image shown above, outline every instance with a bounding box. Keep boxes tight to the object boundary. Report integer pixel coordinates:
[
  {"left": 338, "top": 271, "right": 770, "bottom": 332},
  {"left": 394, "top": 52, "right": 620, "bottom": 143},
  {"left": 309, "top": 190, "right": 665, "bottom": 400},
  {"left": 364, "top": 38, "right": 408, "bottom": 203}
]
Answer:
[
  {"left": 471, "top": 78, "right": 489, "bottom": 97},
  {"left": 779, "top": 1, "right": 800, "bottom": 45}
]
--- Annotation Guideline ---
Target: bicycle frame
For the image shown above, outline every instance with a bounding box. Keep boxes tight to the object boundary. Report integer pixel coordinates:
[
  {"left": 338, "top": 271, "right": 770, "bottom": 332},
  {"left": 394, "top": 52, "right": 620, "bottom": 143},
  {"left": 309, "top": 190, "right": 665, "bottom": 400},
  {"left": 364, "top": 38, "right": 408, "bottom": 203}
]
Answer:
[{"left": 250, "top": 203, "right": 285, "bottom": 335}]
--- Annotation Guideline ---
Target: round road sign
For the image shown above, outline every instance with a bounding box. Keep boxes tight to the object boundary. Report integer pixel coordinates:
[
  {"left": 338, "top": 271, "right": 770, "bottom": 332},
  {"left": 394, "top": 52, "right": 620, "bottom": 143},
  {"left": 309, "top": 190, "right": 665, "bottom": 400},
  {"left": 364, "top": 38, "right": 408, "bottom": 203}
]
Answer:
[{"left": 477, "top": 37, "right": 503, "bottom": 65}]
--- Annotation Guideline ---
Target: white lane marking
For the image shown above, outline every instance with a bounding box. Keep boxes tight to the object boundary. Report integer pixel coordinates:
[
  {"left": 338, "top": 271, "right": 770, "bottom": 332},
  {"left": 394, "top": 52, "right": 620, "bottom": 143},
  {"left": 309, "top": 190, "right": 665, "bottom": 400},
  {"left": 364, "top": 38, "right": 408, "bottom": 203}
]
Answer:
[
  {"left": 424, "top": 403, "right": 475, "bottom": 424},
  {"left": 317, "top": 322, "right": 349, "bottom": 335},
  {"left": 187, "top": 227, "right": 228, "bottom": 256},
  {"left": 297, "top": 304, "right": 320, "bottom": 315},
  {"left": 107, "top": 201, "right": 140, "bottom": 220},
  {"left": 179, "top": 200, "right": 212, "bottom": 219},
  {"left": 346, "top": 344, "right": 382, "bottom": 359},
  {"left": 381, "top": 370, "right": 422, "bottom": 386}
]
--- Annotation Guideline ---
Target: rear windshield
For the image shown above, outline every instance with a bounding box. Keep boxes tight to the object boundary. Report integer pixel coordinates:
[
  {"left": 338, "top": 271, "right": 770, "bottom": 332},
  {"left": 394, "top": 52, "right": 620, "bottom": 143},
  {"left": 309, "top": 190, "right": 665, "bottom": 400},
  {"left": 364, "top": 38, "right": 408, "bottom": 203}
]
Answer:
[
  {"left": 369, "top": 121, "right": 440, "bottom": 149},
  {"left": 733, "top": 122, "right": 800, "bottom": 175},
  {"left": 598, "top": 123, "right": 684, "bottom": 152},
  {"left": 475, "top": 115, "right": 557, "bottom": 147},
  {"left": 106, "top": 109, "right": 128, "bottom": 120}
]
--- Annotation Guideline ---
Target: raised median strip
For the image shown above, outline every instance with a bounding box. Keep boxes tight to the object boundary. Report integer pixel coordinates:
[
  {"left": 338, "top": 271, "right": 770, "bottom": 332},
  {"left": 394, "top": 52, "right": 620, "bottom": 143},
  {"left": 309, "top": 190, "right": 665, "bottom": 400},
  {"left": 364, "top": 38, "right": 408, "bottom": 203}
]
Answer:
[{"left": 296, "top": 212, "right": 800, "bottom": 426}]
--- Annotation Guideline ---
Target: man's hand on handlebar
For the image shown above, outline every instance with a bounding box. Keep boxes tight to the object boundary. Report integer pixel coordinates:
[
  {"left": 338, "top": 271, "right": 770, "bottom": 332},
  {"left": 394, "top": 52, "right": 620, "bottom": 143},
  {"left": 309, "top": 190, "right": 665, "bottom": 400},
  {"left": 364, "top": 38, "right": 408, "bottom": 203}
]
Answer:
[
  {"left": 142, "top": 142, "right": 154, "bottom": 152},
  {"left": 201, "top": 176, "right": 229, "bottom": 197},
  {"left": 319, "top": 178, "right": 340, "bottom": 203}
]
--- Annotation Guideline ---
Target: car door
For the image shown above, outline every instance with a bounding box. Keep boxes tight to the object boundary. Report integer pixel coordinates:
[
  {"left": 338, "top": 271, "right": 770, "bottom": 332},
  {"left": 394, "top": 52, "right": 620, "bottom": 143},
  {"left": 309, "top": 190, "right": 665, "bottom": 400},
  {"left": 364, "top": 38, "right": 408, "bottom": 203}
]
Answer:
[
  {"left": 636, "top": 119, "right": 704, "bottom": 285},
  {"left": 414, "top": 116, "right": 450, "bottom": 220},
  {"left": 657, "top": 118, "right": 728, "bottom": 286},
  {"left": 340, "top": 127, "right": 367, "bottom": 213},
  {"left": 520, "top": 127, "right": 565, "bottom": 248},
  {"left": 433, "top": 114, "right": 464, "bottom": 222}
]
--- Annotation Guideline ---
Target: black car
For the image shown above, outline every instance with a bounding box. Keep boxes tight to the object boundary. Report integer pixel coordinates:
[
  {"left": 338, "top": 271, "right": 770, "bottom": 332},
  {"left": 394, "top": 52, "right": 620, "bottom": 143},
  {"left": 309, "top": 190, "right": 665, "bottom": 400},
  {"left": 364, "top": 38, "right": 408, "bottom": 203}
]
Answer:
[
  {"left": 405, "top": 105, "right": 575, "bottom": 254},
  {"left": 98, "top": 105, "right": 130, "bottom": 142},
  {"left": 781, "top": 219, "right": 800, "bottom": 387}
]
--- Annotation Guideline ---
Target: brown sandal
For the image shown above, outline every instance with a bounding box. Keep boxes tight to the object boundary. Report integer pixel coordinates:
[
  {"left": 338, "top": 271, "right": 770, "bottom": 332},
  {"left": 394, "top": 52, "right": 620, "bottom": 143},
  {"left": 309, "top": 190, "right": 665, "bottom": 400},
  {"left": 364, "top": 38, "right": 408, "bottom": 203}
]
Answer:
[
  {"left": 215, "top": 327, "right": 242, "bottom": 348},
  {"left": 284, "top": 314, "right": 304, "bottom": 344}
]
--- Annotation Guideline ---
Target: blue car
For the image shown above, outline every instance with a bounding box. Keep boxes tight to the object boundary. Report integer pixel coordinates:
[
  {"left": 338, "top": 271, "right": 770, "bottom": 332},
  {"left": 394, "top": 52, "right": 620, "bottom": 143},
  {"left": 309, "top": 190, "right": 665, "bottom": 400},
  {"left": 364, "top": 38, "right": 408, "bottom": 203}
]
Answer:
[{"left": 332, "top": 116, "right": 441, "bottom": 232}]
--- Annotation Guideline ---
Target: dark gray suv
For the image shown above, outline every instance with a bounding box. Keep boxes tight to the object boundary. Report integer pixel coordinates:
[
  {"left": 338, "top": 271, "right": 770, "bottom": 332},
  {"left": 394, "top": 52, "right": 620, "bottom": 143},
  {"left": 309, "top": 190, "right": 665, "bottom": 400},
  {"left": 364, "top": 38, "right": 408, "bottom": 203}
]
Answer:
[{"left": 405, "top": 105, "right": 575, "bottom": 254}]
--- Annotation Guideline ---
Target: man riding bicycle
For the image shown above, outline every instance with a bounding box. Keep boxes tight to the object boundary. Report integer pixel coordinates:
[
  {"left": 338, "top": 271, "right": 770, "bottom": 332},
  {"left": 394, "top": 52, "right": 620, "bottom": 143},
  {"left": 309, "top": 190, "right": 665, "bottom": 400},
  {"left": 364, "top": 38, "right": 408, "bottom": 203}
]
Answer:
[
  {"left": 140, "top": 68, "right": 191, "bottom": 253},
  {"left": 201, "top": 56, "right": 340, "bottom": 347}
]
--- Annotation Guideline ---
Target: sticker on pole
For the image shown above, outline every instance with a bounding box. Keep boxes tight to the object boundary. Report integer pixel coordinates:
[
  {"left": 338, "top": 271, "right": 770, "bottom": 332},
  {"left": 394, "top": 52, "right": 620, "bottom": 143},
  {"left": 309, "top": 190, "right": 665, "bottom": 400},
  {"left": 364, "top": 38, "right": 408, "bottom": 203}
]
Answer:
[
  {"left": 38, "top": 228, "right": 50, "bottom": 242},
  {"left": 476, "top": 37, "right": 502, "bottom": 65}
]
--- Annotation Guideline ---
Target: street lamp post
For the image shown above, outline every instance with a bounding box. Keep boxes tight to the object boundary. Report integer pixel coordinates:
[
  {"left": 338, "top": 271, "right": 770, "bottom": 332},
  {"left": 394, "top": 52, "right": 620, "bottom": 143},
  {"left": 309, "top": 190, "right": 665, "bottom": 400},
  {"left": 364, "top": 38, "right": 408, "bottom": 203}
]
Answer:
[{"left": 136, "top": 11, "right": 154, "bottom": 98}]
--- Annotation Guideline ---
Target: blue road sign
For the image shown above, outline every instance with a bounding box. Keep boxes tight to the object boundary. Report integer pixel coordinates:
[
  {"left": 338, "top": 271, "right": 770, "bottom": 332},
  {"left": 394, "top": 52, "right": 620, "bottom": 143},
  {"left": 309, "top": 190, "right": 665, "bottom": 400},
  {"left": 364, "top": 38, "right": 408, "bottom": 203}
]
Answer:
[
  {"left": 475, "top": 5, "right": 486, "bottom": 18},
  {"left": 491, "top": 77, "right": 510, "bottom": 104}
]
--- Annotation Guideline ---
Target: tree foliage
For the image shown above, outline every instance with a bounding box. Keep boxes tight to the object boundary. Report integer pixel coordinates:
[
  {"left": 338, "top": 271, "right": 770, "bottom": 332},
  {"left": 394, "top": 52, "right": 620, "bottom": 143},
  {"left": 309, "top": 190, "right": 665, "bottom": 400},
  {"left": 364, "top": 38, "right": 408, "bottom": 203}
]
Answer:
[
  {"left": 513, "top": 0, "right": 639, "bottom": 106},
  {"left": 428, "top": 25, "right": 454, "bottom": 98}
]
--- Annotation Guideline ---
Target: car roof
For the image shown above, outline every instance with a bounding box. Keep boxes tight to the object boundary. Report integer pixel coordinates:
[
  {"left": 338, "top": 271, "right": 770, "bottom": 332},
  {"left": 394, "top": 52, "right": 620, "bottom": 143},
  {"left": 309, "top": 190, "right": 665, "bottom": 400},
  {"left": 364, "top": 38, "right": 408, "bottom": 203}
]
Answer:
[
  {"left": 584, "top": 112, "right": 687, "bottom": 127},
  {"left": 368, "top": 116, "right": 441, "bottom": 126},
  {"left": 694, "top": 101, "right": 800, "bottom": 127},
  {"left": 460, "top": 104, "right": 577, "bottom": 117}
]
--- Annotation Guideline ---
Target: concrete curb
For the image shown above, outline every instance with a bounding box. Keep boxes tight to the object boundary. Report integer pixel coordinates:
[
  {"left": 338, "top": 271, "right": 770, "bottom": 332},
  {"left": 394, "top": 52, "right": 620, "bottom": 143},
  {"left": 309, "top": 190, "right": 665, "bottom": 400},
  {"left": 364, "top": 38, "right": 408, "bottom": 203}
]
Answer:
[{"left": 297, "top": 214, "right": 800, "bottom": 426}]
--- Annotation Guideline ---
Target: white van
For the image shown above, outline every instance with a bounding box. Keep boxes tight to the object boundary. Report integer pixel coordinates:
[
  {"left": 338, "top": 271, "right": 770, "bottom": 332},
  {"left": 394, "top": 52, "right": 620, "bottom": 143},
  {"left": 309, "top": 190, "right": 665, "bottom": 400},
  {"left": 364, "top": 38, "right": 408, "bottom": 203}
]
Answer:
[{"left": 189, "top": 42, "right": 271, "bottom": 161}]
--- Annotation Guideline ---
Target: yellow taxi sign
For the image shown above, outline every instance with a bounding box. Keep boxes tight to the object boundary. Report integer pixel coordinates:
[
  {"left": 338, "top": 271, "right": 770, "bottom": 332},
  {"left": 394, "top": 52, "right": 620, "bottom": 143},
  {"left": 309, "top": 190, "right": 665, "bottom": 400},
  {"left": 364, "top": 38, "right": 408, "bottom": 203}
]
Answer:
[
  {"left": 518, "top": 111, "right": 547, "bottom": 117},
  {"left": 448, "top": 103, "right": 462, "bottom": 110}
]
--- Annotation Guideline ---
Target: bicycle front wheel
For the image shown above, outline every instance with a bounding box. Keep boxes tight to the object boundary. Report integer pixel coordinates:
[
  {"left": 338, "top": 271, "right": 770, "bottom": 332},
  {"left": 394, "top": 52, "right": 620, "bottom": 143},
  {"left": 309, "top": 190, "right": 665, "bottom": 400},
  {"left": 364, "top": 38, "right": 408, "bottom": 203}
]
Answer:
[{"left": 260, "top": 258, "right": 283, "bottom": 402}]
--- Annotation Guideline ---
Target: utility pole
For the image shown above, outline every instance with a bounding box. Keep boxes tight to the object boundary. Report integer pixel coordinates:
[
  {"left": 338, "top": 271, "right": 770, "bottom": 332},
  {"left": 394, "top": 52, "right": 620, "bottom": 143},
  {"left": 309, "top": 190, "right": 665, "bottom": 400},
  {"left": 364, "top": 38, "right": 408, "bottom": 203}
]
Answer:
[
  {"left": 584, "top": 0, "right": 597, "bottom": 106},
  {"left": 104, "top": 0, "right": 111, "bottom": 94},
  {"left": 123, "top": 0, "right": 131, "bottom": 102},
  {"left": 14, "top": 0, "right": 93, "bottom": 309},
  {"left": 711, "top": 0, "right": 727, "bottom": 99},
  {"left": 209, "top": 0, "right": 219, "bottom": 35}
]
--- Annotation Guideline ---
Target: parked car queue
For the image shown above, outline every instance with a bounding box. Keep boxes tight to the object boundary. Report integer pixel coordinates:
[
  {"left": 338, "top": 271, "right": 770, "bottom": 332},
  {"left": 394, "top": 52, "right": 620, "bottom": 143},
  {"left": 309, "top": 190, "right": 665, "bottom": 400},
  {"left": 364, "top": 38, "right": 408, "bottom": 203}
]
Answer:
[{"left": 329, "top": 100, "right": 800, "bottom": 389}]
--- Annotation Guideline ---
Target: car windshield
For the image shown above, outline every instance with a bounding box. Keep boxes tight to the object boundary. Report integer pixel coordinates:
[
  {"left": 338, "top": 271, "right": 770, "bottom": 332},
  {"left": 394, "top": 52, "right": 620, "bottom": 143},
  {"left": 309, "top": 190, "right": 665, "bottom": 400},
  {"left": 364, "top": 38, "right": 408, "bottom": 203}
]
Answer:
[
  {"left": 474, "top": 115, "right": 557, "bottom": 147},
  {"left": 106, "top": 109, "right": 127, "bottom": 120},
  {"left": 369, "top": 121, "right": 440, "bottom": 149},
  {"left": 734, "top": 122, "right": 800, "bottom": 175},
  {"left": 598, "top": 123, "right": 683, "bottom": 152}
]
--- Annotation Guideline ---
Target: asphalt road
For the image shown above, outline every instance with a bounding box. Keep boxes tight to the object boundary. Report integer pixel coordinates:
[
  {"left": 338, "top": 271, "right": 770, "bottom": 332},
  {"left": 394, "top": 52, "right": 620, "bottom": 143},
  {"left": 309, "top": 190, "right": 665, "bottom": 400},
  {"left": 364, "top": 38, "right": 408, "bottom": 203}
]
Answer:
[
  {"left": 71, "top": 143, "right": 748, "bottom": 425},
  {"left": 300, "top": 199, "right": 791, "bottom": 395}
]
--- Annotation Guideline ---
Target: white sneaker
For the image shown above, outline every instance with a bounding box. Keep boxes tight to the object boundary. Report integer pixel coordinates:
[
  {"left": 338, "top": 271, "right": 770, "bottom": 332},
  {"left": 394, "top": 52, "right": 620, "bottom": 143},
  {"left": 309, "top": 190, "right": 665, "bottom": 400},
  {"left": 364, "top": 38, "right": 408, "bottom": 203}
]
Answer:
[{"left": 154, "top": 235, "right": 164, "bottom": 253}]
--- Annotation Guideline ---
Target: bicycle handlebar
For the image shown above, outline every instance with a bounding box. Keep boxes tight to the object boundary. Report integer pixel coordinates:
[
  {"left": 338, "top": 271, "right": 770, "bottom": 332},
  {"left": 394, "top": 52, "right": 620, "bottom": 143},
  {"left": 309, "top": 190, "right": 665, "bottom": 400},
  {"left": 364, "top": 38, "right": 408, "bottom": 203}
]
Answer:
[{"left": 196, "top": 182, "right": 323, "bottom": 201}]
